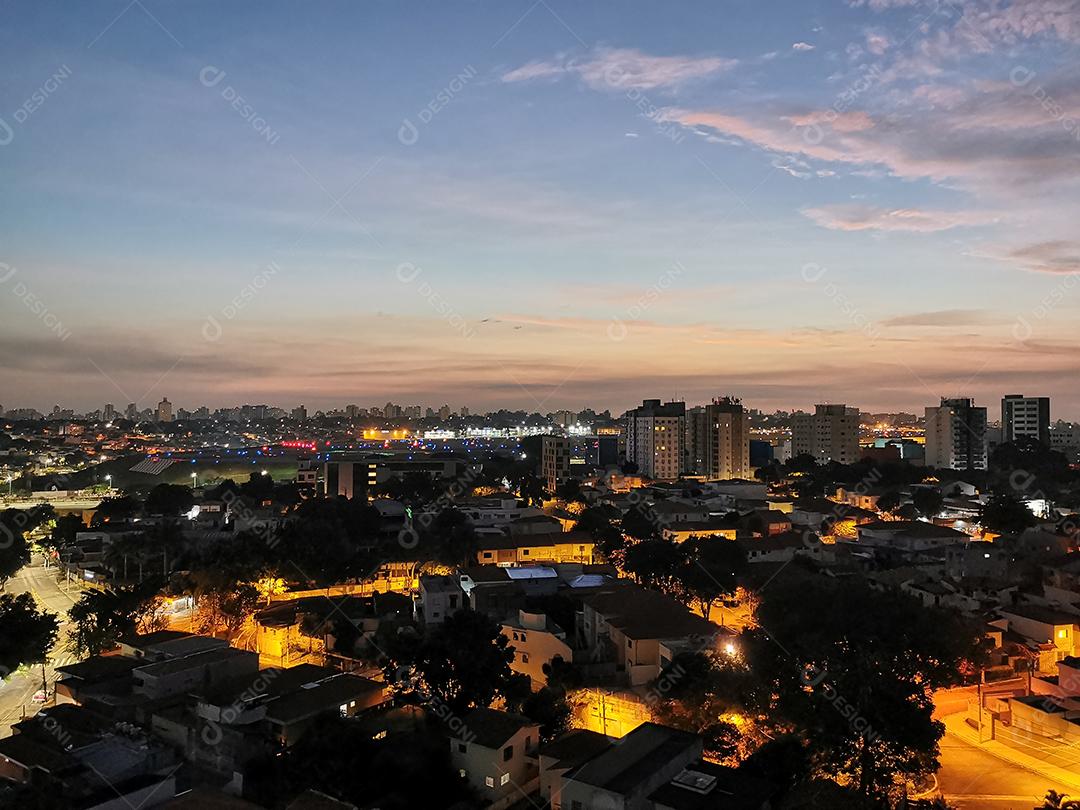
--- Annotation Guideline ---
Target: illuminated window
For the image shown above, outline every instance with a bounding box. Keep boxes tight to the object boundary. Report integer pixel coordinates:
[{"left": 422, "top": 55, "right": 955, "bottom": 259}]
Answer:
[
  {"left": 485, "top": 777, "right": 494, "bottom": 788},
  {"left": 1059, "top": 629, "right": 1068, "bottom": 639},
  {"left": 500, "top": 773, "right": 511, "bottom": 786}
]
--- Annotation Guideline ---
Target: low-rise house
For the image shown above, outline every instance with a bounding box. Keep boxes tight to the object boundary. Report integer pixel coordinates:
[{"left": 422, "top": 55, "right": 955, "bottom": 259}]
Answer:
[
  {"left": 661, "top": 516, "right": 739, "bottom": 544},
  {"left": 501, "top": 609, "right": 574, "bottom": 689},
  {"left": 0, "top": 704, "right": 176, "bottom": 806},
  {"left": 450, "top": 708, "right": 540, "bottom": 810},
  {"left": 476, "top": 532, "right": 596, "bottom": 566},
  {"left": 537, "top": 729, "right": 612, "bottom": 809},
  {"left": 414, "top": 574, "right": 466, "bottom": 625},
  {"left": 509, "top": 514, "right": 565, "bottom": 536},
  {"left": 790, "top": 498, "right": 878, "bottom": 533},
  {"left": 55, "top": 632, "right": 258, "bottom": 722},
  {"left": 741, "top": 530, "right": 828, "bottom": 564},
  {"left": 857, "top": 520, "right": 970, "bottom": 551},
  {"left": 739, "top": 509, "right": 793, "bottom": 538},
  {"left": 580, "top": 584, "right": 727, "bottom": 686},
  {"left": 998, "top": 604, "right": 1080, "bottom": 669},
  {"left": 559, "top": 723, "right": 701, "bottom": 810}
]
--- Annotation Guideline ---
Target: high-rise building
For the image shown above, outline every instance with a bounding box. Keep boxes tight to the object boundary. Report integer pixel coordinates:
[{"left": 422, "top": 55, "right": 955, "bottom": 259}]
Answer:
[
  {"left": 155, "top": 397, "right": 173, "bottom": 423},
  {"left": 791, "top": 404, "right": 861, "bottom": 465},
  {"left": 542, "top": 435, "right": 573, "bottom": 491},
  {"left": 102, "top": 403, "right": 116, "bottom": 422},
  {"left": 292, "top": 405, "right": 307, "bottom": 421},
  {"left": 925, "top": 398, "right": 988, "bottom": 471},
  {"left": 438, "top": 404, "right": 451, "bottom": 421},
  {"left": 686, "top": 396, "right": 750, "bottom": 480},
  {"left": 125, "top": 403, "right": 138, "bottom": 421},
  {"left": 1001, "top": 394, "right": 1050, "bottom": 445},
  {"left": 626, "top": 399, "right": 685, "bottom": 481}
]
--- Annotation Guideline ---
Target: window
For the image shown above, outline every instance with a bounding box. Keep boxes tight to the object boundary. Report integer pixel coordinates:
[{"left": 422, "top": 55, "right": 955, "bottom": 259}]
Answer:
[
  {"left": 522, "top": 549, "right": 530, "bottom": 556},
  {"left": 1059, "top": 629, "right": 1068, "bottom": 639},
  {"left": 483, "top": 552, "right": 493, "bottom": 559},
  {"left": 500, "top": 773, "right": 510, "bottom": 786},
  {"left": 459, "top": 769, "right": 466, "bottom": 778},
  {"left": 522, "top": 653, "right": 529, "bottom": 663},
  {"left": 519, "top": 632, "right": 527, "bottom": 642},
  {"left": 458, "top": 743, "right": 467, "bottom": 753},
  {"left": 485, "top": 777, "right": 494, "bottom": 788},
  {"left": 627, "top": 639, "right": 633, "bottom": 648},
  {"left": 503, "top": 745, "right": 513, "bottom": 761},
  {"left": 339, "top": 704, "right": 348, "bottom": 717}
]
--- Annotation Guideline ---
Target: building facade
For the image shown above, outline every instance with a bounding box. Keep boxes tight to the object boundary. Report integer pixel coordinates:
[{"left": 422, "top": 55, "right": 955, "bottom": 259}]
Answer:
[
  {"left": 925, "top": 397, "right": 988, "bottom": 471},
  {"left": 685, "top": 397, "right": 750, "bottom": 480},
  {"left": 790, "top": 404, "right": 861, "bottom": 465},
  {"left": 1002, "top": 394, "right": 1050, "bottom": 445},
  {"left": 626, "top": 399, "right": 685, "bottom": 481}
]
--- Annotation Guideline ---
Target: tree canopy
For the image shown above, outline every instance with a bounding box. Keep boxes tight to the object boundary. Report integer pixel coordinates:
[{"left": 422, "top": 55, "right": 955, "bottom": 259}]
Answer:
[{"left": 0, "top": 592, "right": 59, "bottom": 675}]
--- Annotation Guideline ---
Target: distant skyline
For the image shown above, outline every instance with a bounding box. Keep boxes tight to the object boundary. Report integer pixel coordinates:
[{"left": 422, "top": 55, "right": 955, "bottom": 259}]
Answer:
[
  {"left": 2, "top": 1, "right": 1079, "bottom": 416},
  {"left": 3, "top": 392, "right": 1055, "bottom": 424}
]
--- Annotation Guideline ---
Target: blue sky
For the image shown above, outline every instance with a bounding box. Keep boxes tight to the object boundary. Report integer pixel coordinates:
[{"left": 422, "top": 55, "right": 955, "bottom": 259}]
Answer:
[{"left": 2, "top": 0, "right": 1079, "bottom": 417}]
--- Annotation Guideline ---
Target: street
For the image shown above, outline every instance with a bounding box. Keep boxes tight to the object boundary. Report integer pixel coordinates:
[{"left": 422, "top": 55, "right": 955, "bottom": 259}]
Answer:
[
  {"left": 937, "top": 730, "right": 1068, "bottom": 809},
  {"left": 0, "top": 555, "right": 80, "bottom": 735}
]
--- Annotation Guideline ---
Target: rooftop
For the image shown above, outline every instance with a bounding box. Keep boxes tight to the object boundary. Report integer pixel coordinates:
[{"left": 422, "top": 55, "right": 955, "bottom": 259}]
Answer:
[
  {"left": 455, "top": 707, "right": 537, "bottom": 749},
  {"left": 566, "top": 722, "right": 700, "bottom": 794}
]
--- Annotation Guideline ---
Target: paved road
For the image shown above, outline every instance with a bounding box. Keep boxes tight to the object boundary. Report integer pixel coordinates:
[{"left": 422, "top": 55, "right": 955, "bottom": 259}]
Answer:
[
  {"left": 937, "top": 730, "right": 1067, "bottom": 809},
  {"left": 0, "top": 556, "right": 81, "bottom": 735}
]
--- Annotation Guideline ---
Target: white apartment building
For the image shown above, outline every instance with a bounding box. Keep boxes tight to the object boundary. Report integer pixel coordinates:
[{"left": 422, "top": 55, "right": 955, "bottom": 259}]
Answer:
[
  {"left": 790, "top": 404, "right": 861, "bottom": 465},
  {"left": 626, "top": 399, "right": 685, "bottom": 481},
  {"left": 925, "top": 398, "right": 988, "bottom": 471}
]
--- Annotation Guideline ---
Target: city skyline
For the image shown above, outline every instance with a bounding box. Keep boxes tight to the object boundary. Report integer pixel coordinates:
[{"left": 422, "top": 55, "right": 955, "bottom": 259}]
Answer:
[{"left": 3, "top": 2, "right": 1080, "bottom": 412}]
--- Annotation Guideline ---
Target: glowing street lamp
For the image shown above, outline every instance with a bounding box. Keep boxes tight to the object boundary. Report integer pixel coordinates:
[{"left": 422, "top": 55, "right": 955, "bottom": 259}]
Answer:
[
  {"left": 6, "top": 476, "right": 11, "bottom": 496},
  {"left": 104, "top": 474, "right": 112, "bottom": 490},
  {"left": 190, "top": 471, "right": 198, "bottom": 488}
]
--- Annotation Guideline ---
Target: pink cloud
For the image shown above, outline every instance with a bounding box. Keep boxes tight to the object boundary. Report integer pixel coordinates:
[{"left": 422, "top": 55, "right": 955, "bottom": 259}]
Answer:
[
  {"left": 502, "top": 47, "right": 737, "bottom": 91},
  {"left": 802, "top": 204, "right": 999, "bottom": 232}
]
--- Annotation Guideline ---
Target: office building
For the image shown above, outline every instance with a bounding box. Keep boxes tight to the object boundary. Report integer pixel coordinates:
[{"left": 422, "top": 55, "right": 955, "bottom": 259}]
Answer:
[
  {"left": 1002, "top": 394, "right": 1050, "bottom": 445},
  {"left": 541, "top": 435, "right": 573, "bottom": 492},
  {"left": 626, "top": 399, "right": 685, "bottom": 481},
  {"left": 791, "top": 404, "right": 861, "bottom": 465},
  {"left": 925, "top": 398, "right": 988, "bottom": 471},
  {"left": 155, "top": 397, "right": 173, "bottom": 423},
  {"left": 686, "top": 396, "right": 750, "bottom": 480}
]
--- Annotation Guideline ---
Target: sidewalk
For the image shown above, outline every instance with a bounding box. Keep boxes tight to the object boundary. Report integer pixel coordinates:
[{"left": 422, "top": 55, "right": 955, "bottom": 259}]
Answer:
[{"left": 943, "top": 713, "right": 1080, "bottom": 791}]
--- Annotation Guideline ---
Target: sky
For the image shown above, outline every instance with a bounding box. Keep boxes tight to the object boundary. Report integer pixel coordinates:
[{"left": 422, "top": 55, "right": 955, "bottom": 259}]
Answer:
[{"left": 1, "top": 0, "right": 1079, "bottom": 418}]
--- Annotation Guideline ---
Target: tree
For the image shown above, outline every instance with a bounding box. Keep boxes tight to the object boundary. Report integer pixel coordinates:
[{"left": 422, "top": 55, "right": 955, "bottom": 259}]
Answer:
[
  {"left": 680, "top": 536, "right": 747, "bottom": 620},
  {"left": 400, "top": 609, "right": 517, "bottom": 714},
  {"left": 522, "top": 686, "right": 572, "bottom": 741},
  {"left": 912, "top": 487, "right": 944, "bottom": 519},
  {"left": 44, "top": 513, "right": 84, "bottom": 555},
  {"left": 745, "top": 578, "right": 986, "bottom": 802},
  {"left": 621, "top": 504, "right": 660, "bottom": 541},
  {"left": 981, "top": 492, "right": 1036, "bottom": 535},
  {"left": 66, "top": 582, "right": 163, "bottom": 657},
  {"left": 556, "top": 478, "right": 585, "bottom": 504},
  {"left": 623, "top": 539, "right": 688, "bottom": 601},
  {"left": 145, "top": 483, "right": 194, "bottom": 517},
  {"left": 245, "top": 716, "right": 474, "bottom": 810},
  {"left": 518, "top": 472, "right": 545, "bottom": 506},
  {"left": 874, "top": 490, "right": 903, "bottom": 514},
  {"left": 91, "top": 495, "right": 139, "bottom": 525},
  {"left": 0, "top": 511, "right": 32, "bottom": 590},
  {"left": 194, "top": 583, "right": 259, "bottom": 639},
  {"left": 0, "top": 593, "right": 59, "bottom": 675}
]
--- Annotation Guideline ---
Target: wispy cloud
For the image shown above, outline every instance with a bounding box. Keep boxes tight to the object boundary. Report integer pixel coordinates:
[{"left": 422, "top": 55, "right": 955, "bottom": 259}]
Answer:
[
  {"left": 881, "top": 309, "right": 1003, "bottom": 327},
  {"left": 501, "top": 46, "right": 737, "bottom": 91},
  {"left": 792, "top": 41, "right": 816, "bottom": 51},
  {"left": 1002, "top": 240, "right": 1080, "bottom": 274},
  {"left": 802, "top": 204, "right": 999, "bottom": 232}
]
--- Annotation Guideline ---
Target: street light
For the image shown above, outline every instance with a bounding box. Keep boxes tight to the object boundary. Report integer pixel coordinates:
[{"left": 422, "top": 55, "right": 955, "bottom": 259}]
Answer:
[
  {"left": 190, "top": 471, "right": 198, "bottom": 488},
  {"left": 104, "top": 474, "right": 112, "bottom": 489},
  {"left": 6, "top": 476, "right": 11, "bottom": 496}
]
